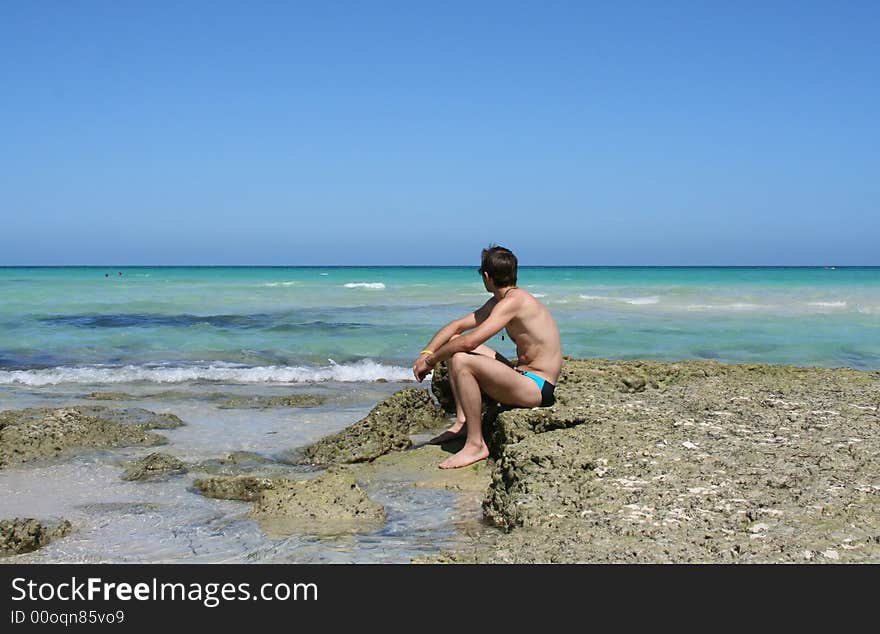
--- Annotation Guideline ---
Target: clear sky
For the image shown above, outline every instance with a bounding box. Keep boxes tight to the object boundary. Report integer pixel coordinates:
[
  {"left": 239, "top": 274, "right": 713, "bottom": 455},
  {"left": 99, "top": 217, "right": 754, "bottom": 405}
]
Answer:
[{"left": 1, "top": 1, "right": 877, "bottom": 265}]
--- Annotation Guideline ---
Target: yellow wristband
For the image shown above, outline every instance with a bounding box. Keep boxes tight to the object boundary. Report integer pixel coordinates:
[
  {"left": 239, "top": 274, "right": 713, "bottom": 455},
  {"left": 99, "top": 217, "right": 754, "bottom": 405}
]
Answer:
[{"left": 420, "top": 349, "right": 434, "bottom": 355}]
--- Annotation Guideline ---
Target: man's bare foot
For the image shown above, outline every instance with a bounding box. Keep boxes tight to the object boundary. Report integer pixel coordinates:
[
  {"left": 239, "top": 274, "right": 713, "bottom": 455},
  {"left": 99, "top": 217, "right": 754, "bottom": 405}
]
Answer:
[
  {"left": 438, "top": 442, "right": 489, "bottom": 469},
  {"left": 428, "top": 422, "right": 466, "bottom": 445}
]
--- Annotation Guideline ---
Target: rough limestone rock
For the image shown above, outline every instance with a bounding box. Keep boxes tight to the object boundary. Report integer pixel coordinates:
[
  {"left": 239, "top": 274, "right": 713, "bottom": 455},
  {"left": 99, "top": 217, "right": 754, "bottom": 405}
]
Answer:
[
  {"left": 485, "top": 405, "right": 589, "bottom": 459},
  {"left": 0, "top": 518, "right": 72, "bottom": 556},
  {"left": 67, "top": 406, "right": 184, "bottom": 429},
  {"left": 87, "top": 392, "right": 136, "bottom": 401},
  {"left": 431, "top": 361, "right": 455, "bottom": 413},
  {"left": 300, "top": 387, "right": 449, "bottom": 465},
  {"left": 121, "top": 452, "right": 188, "bottom": 481},
  {"left": 190, "top": 451, "right": 279, "bottom": 476},
  {"left": 193, "top": 476, "right": 279, "bottom": 501},
  {"left": 349, "top": 443, "right": 491, "bottom": 494},
  {"left": 482, "top": 421, "right": 600, "bottom": 531},
  {"left": 0, "top": 406, "right": 182, "bottom": 469},
  {"left": 217, "top": 395, "right": 326, "bottom": 409},
  {"left": 426, "top": 358, "right": 880, "bottom": 563},
  {"left": 250, "top": 469, "right": 385, "bottom": 536}
]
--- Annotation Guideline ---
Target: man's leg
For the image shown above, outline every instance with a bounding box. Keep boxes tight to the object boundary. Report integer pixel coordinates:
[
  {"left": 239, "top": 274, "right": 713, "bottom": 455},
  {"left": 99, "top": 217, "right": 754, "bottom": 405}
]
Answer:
[
  {"left": 439, "top": 352, "right": 542, "bottom": 469},
  {"left": 429, "top": 336, "right": 499, "bottom": 444}
]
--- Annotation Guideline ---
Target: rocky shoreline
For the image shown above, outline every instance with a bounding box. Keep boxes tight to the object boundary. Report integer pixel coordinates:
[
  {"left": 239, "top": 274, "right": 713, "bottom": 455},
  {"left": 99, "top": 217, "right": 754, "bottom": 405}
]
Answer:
[
  {"left": 0, "top": 405, "right": 183, "bottom": 470},
  {"left": 2, "top": 358, "right": 878, "bottom": 562},
  {"left": 427, "top": 358, "right": 880, "bottom": 562}
]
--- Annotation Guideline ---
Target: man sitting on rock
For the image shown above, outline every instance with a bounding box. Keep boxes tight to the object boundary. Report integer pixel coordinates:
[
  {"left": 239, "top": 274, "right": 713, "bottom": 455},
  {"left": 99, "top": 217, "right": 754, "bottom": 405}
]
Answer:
[{"left": 412, "top": 245, "right": 563, "bottom": 469}]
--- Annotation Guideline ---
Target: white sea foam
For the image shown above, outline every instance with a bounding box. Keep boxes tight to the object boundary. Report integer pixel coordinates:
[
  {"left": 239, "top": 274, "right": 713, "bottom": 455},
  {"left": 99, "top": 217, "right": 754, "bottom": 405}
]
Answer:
[
  {"left": 685, "top": 303, "right": 763, "bottom": 311},
  {"left": 807, "top": 301, "right": 847, "bottom": 308},
  {"left": 579, "top": 294, "right": 659, "bottom": 305},
  {"left": 262, "top": 281, "right": 298, "bottom": 287},
  {"left": 728, "top": 303, "right": 762, "bottom": 310},
  {"left": 533, "top": 293, "right": 547, "bottom": 298},
  {"left": 0, "top": 360, "right": 412, "bottom": 386},
  {"left": 344, "top": 282, "right": 386, "bottom": 289}
]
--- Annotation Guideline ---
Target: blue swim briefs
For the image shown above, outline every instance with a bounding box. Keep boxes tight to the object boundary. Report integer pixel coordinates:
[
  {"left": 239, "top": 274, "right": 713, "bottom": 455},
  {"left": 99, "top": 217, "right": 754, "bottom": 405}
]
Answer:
[{"left": 516, "top": 370, "right": 556, "bottom": 407}]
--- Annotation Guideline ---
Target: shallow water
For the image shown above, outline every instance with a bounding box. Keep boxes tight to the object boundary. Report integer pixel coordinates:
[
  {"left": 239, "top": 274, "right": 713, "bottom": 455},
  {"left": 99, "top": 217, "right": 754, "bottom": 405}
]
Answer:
[
  {"left": 0, "top": 380, "right": 482, "bottom": 563},
  {"left": 3, "top": 265, "right": 879, "bottom": 561}
]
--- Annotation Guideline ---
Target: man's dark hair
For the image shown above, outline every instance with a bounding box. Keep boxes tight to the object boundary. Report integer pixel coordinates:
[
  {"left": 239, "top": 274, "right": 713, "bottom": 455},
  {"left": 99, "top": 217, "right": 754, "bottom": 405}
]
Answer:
[{"left": 480, "top": 244, "right": 517, "bottom": 287}]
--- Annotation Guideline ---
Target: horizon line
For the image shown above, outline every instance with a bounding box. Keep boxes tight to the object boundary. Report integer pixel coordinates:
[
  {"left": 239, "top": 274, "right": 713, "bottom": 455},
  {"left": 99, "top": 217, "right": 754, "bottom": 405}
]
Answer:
[{"left": 1, "top": 264, "right": 877, "bottom": 269}]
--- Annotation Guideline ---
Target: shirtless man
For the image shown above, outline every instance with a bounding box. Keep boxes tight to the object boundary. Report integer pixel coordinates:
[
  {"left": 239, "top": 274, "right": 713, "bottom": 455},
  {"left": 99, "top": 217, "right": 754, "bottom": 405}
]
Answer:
[{"left": 412, "top": 245, "right": 563, "bottom": 469}]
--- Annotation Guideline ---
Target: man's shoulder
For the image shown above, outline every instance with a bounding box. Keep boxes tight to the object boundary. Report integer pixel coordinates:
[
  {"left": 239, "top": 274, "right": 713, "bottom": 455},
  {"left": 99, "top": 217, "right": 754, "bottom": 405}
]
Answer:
[
  {"left": 510, "top": 288, "right": 537, "bottom": 306},
  {"left": 518, "top": 289, "right": 554, "bottom": 316}
]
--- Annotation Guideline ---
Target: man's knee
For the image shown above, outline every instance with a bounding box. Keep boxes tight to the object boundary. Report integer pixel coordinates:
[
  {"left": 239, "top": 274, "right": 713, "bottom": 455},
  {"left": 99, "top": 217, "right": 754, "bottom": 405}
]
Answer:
[{"left": 449, "top": 350, "right": 471, "bottom": 372}]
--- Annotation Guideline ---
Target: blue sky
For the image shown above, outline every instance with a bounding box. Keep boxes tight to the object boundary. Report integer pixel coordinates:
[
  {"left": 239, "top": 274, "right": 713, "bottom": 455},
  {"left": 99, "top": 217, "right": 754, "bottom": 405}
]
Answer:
[{"left": 1, "top": 1, "right": 877, "bottom": 265}]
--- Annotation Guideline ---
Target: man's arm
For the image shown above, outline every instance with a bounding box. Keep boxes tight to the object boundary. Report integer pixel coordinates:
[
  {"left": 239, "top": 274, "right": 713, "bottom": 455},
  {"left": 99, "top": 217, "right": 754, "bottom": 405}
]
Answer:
[
  {"left": 419, "top": 299, "right": 495, "bottom": 356},
  {"left": 420, "top": 318, "right": 469, "bottom": 356},
  {"left": 424, "top": 296, "right": 518, "bottom": 369}
]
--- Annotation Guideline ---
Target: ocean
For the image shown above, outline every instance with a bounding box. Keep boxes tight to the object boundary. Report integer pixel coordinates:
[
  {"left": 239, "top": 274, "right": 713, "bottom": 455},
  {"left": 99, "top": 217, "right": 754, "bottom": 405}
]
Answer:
[
  {"left": 1, "top": 265, "right": 879, "bottom": 382},
  {"left": 1, "top": 266, "right": 878, "bottom": 562}
]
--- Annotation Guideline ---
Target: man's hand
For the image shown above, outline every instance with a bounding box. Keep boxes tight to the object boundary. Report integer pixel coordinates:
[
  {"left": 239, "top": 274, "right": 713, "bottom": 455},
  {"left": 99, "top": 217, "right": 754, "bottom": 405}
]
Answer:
[{"left": 412, "top": 354, "right": 433, "bottom": 382}]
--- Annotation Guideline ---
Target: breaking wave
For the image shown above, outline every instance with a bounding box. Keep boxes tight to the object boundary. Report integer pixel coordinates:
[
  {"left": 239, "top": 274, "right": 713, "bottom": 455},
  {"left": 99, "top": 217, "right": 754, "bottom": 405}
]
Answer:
[
  {"left": 344, "top": 282, "right": 386, "bottom": 289},
  {"left": 579, "top": 294, "right": 660, "bottom": 305},
  {"left": 0, "top": 360, "right": 413, "bottom": 386},
  {"left": 261, "top": 281, "right": 298, "bottom": 287},
  {"left": 807, "top": 301, "right": 847, "bottom": 308},
  {"left": 686, "top": 303, "right": 764, "bottom": 311}
]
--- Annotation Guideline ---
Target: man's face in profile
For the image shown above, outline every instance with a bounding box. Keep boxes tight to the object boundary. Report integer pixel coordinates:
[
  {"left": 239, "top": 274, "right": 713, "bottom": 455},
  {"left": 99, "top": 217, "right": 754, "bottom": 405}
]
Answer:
[{"left": 479, "top": 269, "right": 492, "bottom": 293}]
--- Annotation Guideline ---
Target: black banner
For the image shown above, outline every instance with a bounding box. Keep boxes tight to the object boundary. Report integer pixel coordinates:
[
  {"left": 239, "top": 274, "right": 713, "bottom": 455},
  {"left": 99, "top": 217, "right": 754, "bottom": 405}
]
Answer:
[{"left": 0, "top": 564, "right": 872, "bottom": 628}]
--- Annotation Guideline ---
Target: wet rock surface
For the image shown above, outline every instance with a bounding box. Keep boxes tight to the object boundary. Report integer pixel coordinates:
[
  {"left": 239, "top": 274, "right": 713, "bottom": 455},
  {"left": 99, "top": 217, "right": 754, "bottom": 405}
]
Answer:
[
  {"left": 0, "top": 406, "right": 181, "bottom": 469},
  {"left": 66, "top": 406, "right": 184, "bottom": 429},
  {"left": 189, "top": 389, "right": 477, "bottom": 540},
  {"left": 350, "top": 443, "right": 490, "bottom": 494},
  {"left": 193, "top": 475, "right": 279, "bottom": 501},
  {"left": 250, "top": 468, "right": 386, "bottom": 536},
  {"left": 8, "top": 361, "right": 877, "bottom": 562},
  {"left": 190, "top": 451, "right": 285, "bottom": 476},
  {"left": 427, "top": 358, "right": 880, "bottom": 563},
  {"left": 431, "top": 362, "right": 455, "bottom": 413},
  {"left": 121, "top": 452, "right": 188, "bottom": 481},
  {"left": 299, "top": 387, "right": 449, "bottom": 465},
  {"left": 86, "top": 392, "right": 136, "bottom": 401},
  {"left": 1, "top": 518, "right": 73, "bottom": 556},
  {"left": 217, "top": 395, "right": 326, "bottom": 409},
  {"left": 84, "top": 390, "right": 227, "bottom": 402}
]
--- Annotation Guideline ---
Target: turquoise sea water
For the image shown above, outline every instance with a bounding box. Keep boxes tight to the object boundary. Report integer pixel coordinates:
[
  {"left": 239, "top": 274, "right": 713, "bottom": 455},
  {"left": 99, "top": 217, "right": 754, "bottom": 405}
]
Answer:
[
  {"left": 1, "top": 265, "right": 879, "bottom": 563},
  {"left": 1, "top": 266, "right": 879, "bottom": 382}
]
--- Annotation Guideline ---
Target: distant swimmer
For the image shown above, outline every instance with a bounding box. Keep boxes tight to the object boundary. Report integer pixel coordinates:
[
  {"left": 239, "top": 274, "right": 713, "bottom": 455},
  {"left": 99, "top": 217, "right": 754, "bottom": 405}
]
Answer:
[
  {"left": 118, "top": 271, "right": 123, "bottom": 276},
  {"left": 105, "top": 273, "right": 109, "bottom": 278},
  {"left": 412, "top": 245, "right": 563, "bottom": 469}
]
